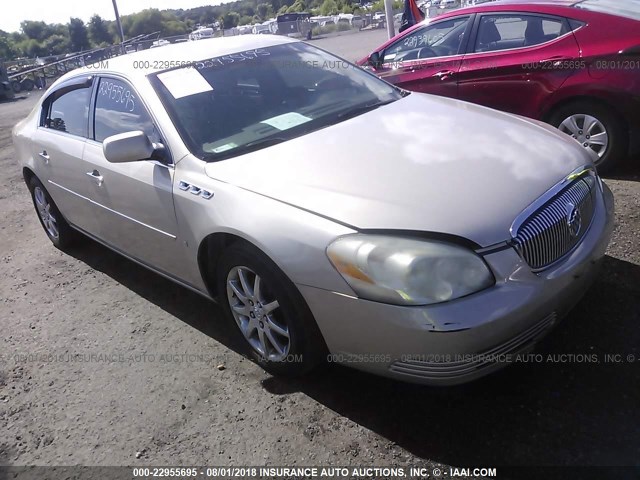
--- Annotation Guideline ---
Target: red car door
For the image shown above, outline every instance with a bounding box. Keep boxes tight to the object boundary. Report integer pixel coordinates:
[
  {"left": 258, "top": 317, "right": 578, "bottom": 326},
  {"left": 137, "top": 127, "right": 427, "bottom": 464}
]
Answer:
[
  {"left": 371, "top": 15, "right": 473, "bottom": 98},
  {"left": 457, "top": 13, "right": 581, "bottom": 118}
]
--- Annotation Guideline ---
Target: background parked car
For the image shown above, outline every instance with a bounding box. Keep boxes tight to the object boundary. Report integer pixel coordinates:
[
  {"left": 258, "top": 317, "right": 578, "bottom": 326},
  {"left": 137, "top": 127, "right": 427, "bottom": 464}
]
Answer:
[
  {"left": 440, "top": 0, "right": 460, "bottom": 9},
  {"left": 359, "top": 0, "right": 640, "bottom": 172},
  {"left": 0, "top": 63, "right": 15, "bottom": 101}
]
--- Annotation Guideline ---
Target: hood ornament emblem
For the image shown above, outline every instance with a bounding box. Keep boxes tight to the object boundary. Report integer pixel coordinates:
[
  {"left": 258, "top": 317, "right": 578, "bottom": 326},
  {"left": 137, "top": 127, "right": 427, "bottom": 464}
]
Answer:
[{"left": 566, "top": 202, "right": 582, "bottom": 238}]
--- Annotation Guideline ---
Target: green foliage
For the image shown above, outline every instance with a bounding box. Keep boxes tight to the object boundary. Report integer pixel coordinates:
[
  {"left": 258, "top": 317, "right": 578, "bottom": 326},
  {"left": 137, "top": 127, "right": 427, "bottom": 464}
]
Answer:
[
  {"left": 20, "top": 21, "right": 51, "bottom": 42},
  {"left": 88, "top": 15, "right": 114, "bottom": 45},
  {"left": 0, "top": 32, "right": 18, "bottom": 59},
  {"left": 68, "top": 18, "right": 89, "bottom": 52},
  {"left": 286, "top": 0, "right": 307, "bottom": 12},
  {"left": 370, "top": 0, "right": 403, "bottom": 11},
  {"left": 320, "top": 0, "right": 339, "bottom": 15},
  {"left": 256, "top": 3, "right": 274, "bottom": 20},
  {"left": 221, "top": 11, "right": 241, "bottom": 28},
  {"left": 43, "top": 34, "right": 71, "bottom": 55}
]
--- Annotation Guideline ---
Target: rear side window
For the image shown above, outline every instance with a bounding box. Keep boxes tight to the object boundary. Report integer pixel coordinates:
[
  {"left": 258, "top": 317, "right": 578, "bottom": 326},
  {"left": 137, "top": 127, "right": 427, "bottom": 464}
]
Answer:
[
  {"left": 474, "top": 14, "right": 568, "bottom": 53},
  {"left": 45, "top": 88, "right": 91, "bottom": 137},
  {"left": 94, "top": 77, "right": 160, "bottom": 143}
]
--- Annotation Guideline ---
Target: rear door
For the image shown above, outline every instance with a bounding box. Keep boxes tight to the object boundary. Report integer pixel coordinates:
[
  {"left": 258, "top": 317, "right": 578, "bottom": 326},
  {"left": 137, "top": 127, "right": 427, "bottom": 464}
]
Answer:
[
  {"left": 30, "top": 76, "right": 100, "bottom": 234},
  {"left": 457, "top": 13, "right": 581, "bottom": 118},
  {"left": 372, "top": 15, "right": 473, "bottom": 98}
]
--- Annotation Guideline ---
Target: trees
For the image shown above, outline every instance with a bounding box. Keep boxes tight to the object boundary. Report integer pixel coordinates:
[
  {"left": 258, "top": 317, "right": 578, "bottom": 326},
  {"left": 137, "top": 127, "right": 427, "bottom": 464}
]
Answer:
[
  {"left": 68, "top": 18, "right": 89, "bottom": 52},
  {"left": 320, "top": 0, "right": 339, "bottom": 15},
  {"left": 221, "top": 11, "right": 241, "bottom": 28},
  {"left": 256, "top": 3, "right": 274, "bottom": 20},
  {"left": 0, "top": 31, "right": 18, "bottom": 60},
  {"left": 20, "top": 21, "right": 50, "bottom": 42},
  {"left": 88, "top": 15, "right": 113, "bottom": 46},
  {"left": 286, "top": 0, "right": 307, "bottom": 13}
]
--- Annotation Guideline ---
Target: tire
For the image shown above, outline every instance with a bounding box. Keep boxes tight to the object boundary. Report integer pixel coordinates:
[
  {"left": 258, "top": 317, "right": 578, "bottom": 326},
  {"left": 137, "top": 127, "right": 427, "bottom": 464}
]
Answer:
[
  {"left": 20, "top": 79, "right": 35, "bottom": 92},
  {"left": 28, "top": 176, "right": 79, "bottom": 250},
  {"left": 11, "top": 81, "right": 21, "bottom": 93},
  {"left": 216, "top": 242, "right": 326, "bottom": 376},
  {"left": 549, "top": 101, "right": 628, "bottom": 174}
]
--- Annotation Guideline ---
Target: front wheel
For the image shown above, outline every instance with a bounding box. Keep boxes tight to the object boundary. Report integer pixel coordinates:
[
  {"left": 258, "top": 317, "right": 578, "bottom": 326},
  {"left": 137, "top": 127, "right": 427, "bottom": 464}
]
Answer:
[
  {"left": 216, "top": 242, "right": 326, "bottom": 376},
  {"left": 549, "top": 101, "right": 628, "bottom": 174}
]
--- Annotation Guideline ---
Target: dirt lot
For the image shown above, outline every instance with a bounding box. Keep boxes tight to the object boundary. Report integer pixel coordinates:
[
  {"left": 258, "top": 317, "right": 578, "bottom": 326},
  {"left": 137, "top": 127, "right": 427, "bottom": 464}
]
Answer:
[{"left": 1, "top": 80, "right": 639, "bottom": 472}]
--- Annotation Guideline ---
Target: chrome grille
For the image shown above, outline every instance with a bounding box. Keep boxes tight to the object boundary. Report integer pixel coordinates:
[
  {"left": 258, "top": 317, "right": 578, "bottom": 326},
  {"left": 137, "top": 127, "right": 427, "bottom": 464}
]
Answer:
[{"left": 513, "top": 175, "right": 596, "bottom": 270}]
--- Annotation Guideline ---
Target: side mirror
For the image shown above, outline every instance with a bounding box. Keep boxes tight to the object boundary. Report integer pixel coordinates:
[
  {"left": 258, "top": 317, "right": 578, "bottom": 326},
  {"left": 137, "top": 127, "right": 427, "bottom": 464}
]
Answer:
[
  {"left": 368, "top": 51, "right": 382, "bottom": 69},
  {"left": 103, "top": 130, "right": 156, "bottom": 163}
]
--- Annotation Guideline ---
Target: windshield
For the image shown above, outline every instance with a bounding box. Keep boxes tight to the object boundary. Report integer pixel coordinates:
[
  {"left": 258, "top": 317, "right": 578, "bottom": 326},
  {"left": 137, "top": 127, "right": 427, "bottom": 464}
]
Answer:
[
  {"left": 575, "top": 0, "right": 640, "bottom": 21},
  {"left": 150, "top": 42, "right": 402, "bottom": 161}
]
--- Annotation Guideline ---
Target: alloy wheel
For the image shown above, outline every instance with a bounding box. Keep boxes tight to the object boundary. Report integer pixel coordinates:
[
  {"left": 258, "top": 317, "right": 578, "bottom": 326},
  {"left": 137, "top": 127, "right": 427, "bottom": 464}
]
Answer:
[
  {"left": 226, "top": 266, "right": 290, "bottom": 362},
  {"left": 34, "top": 186, "right": 59, "bottom": 240},
  {"left": 558, "top": 114, "right": 609, "bottom": 164}
]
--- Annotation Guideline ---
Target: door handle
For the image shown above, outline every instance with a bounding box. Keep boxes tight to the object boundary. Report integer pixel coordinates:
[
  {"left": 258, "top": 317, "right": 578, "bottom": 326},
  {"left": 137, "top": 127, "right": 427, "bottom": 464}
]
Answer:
[
  {"left": 86, "top": 170, "right": 104, "bottom": 186},
  {"left": 538, "top": 57, "right": 572, "bottom": 67},
  {"left": 38, "top": 151, "right": 49, "bottom": 164},
  {"left": 433, "top": 70, "right": 455, "bottom": 80}
]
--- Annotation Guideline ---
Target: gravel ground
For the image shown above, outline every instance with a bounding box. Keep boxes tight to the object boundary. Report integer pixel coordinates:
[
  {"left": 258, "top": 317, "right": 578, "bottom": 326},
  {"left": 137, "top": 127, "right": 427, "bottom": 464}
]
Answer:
[{"left": 0, "top": 39, "right": 639, "bottom": 475}]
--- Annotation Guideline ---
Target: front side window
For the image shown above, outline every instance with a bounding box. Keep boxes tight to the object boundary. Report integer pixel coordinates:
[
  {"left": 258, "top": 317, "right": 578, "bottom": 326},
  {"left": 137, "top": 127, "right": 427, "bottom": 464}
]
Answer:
[
  {"left": 151, "top": 42, "right": 402, "bottom": 161},
  {"left": 474, "top": 14, "right": 567, "bottom": 53},
  {"left": 94, "top": 77, "right": 160, "bottom": 143},
  {"left": 46, "top": 87, "right": 91, "bottom": 137},
  {"left": 384, "top": 17, "right": 470, "bottom": 63}
]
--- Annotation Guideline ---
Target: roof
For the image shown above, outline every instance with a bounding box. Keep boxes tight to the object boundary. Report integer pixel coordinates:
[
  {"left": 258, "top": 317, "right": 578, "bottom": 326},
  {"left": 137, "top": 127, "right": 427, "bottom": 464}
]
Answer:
[
  {"left": 453, "top": 0, "right": 579, "bottom": 14},
  {"left": 80, "top": 35, "right": 298, "bottom": 79}
]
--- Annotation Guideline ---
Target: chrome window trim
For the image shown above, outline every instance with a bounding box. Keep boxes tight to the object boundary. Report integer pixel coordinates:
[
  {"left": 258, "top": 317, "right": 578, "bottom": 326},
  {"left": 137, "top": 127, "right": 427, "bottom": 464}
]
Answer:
[
  {"left": 382, "top": 15, "right": 473, "bottom": 65},
  {"left": 466, "top": 15, "right": 576, "bottom": 57},
  {"left": 40, "top": 75, "right": 95, "bottom": 138}
]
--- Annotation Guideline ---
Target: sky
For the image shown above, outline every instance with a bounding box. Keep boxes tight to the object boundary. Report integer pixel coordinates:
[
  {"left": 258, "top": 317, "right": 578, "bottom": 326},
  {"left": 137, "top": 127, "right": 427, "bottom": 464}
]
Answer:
[{"left": 0, "top": 0, "right": 221, "bottom": 33}]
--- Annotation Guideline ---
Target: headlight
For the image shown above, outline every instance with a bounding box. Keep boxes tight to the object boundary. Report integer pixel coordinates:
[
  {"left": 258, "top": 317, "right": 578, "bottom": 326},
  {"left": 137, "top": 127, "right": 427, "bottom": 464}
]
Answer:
[{"left": 327, "top": 235, "right": 494, "bottom": 306}]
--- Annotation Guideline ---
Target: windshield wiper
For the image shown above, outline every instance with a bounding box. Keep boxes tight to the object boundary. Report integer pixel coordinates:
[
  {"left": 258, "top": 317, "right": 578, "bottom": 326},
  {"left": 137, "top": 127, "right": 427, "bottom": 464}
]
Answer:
[
  {"left": 336, "top": 99, "right": 396, "bottom": 121},
  {"left": 204, "top": 137, "right": 286, "bottom": 161}
]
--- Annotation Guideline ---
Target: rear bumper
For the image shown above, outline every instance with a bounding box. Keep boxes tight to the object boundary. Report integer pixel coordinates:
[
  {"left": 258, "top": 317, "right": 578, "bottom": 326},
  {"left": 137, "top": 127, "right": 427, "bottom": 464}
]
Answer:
[{"left": 299, "top": 183, "right": 615, "bottom": 386}]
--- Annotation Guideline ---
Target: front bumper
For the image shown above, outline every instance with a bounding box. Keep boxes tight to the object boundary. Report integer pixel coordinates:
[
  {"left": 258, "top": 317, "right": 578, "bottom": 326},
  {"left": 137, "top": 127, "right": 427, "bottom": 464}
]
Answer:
[{"left": 299, "top": 183, "right": 615, "bottom": 386}]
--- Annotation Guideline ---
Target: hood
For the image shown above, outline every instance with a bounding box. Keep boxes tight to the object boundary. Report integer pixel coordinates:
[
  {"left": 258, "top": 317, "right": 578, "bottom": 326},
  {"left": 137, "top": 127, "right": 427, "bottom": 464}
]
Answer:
[{"left": 204, "top": 93, "right": 591, "bottom": 247}]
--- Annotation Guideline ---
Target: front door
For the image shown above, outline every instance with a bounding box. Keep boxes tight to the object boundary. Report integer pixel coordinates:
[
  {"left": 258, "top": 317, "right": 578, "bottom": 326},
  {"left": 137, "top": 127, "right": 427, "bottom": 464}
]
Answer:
[
  {"left": 372, "top": 15, "right": 473, "bottom": 98},
  {"left": 82, "top": 76, "right": 184, "bottom": 278}
]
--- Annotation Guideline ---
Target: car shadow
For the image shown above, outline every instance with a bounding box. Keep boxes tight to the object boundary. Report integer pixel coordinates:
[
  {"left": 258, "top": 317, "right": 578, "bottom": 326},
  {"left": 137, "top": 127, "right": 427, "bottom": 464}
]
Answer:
[
  {"left": 264, "top": 255, "right": 640, "bottom": 467},
  {"left": 605, "top": 154, "right": 640, "bottom": 182},
  {"left": 68, "top": 241, "right": 640, "bottom": 467},
  {"left": 66, "top": 240, "right": 248, "bottom": 356},
  {"left": 0, "top": 95, "right": 28, "bottom": 104}
]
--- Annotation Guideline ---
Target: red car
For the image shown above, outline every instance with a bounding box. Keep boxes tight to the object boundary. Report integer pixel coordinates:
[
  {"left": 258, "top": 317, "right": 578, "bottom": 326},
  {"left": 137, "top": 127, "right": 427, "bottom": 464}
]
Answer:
[{"left": 358, "top": 0, "right": 640, "bottom": 172}]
